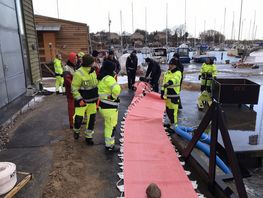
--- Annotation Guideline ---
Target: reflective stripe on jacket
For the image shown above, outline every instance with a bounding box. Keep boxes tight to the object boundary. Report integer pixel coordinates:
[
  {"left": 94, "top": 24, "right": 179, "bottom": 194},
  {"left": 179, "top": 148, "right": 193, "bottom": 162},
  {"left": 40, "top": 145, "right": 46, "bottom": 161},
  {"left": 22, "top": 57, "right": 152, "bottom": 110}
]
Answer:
[
  {"left": 200, "top": 63, "right": 217, "bottom": 86},
  {"left": 162, "top": 69, "right": 182, "bottom": 99}
]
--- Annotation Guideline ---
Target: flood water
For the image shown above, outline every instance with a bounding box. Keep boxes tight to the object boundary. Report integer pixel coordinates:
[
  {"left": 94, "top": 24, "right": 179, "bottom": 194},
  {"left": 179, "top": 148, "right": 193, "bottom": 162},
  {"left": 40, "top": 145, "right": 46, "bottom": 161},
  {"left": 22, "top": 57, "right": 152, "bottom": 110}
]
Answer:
[{"left": 180, "top": 54, "right": 263, "bottom": 197}]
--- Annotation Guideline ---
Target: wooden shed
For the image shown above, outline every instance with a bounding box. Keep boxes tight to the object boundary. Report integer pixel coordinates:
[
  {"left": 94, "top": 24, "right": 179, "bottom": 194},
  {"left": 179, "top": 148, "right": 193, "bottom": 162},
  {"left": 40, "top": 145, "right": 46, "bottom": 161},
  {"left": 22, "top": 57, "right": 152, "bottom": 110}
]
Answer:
[{"left": 34, "top": 15, "right": 90, "bottom": 64}]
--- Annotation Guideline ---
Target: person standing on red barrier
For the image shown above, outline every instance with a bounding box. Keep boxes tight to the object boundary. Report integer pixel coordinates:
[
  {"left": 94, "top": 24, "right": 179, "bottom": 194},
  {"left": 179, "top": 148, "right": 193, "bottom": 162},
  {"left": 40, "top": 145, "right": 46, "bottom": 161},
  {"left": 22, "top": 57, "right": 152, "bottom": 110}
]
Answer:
[
  {"left": 161, "top": 58, "right": 182, "bottom": 128},
  {"left": 64, "top": 52, "right": 77, "bottom": 129}
]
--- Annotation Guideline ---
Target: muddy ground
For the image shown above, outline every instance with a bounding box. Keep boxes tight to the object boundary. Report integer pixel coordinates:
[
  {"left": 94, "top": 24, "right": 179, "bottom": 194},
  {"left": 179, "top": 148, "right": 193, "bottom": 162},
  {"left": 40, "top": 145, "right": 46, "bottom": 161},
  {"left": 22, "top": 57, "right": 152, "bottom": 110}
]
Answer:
[{"left": 0, "top": 89, "right": 132, "bottom": 198}]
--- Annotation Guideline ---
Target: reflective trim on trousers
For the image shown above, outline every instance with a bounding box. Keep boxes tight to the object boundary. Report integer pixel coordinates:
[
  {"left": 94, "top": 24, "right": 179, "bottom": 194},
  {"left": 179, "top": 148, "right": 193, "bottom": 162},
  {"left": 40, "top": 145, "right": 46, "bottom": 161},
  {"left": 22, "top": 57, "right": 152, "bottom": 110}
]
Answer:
[
  {"left": 166, "top": 94, "right": 179, "bottom": 98},
  {"left": 105, "top": 137, "right": 115, "bottom": 147},
  {"left": 73, "top": 128, "right": 80, "bottom": 134},
  {"left": 100, "top": 99, "right": 119, "bottom": 106},
  {"left": 85, "top": 129, "right": 94, "bottom": 138},
  {"left": 167, "top": 84, "right": 180, "bottom": 88}
]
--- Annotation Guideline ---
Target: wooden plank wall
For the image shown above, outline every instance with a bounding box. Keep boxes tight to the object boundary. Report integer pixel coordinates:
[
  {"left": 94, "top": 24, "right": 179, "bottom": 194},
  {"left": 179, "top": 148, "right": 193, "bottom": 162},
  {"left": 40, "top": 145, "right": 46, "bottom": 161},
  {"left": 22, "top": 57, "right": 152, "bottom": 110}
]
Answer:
[
  {"left": 35, "top": 15, "right": 89, "bottom": 61},
  {"left": 22, "top": 0, "right": 41, "bottom": 84}
]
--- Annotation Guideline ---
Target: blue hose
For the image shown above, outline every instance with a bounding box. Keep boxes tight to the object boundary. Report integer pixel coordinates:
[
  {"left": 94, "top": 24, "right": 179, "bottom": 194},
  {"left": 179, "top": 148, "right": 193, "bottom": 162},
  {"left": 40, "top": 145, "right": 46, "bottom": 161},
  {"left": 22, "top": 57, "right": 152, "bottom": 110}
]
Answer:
[
  {"left": 177, "top": 125, "right": 211, "bottom": 145},
  {"left": 175, "top": 126, "right": 231, "bottom": 174}
]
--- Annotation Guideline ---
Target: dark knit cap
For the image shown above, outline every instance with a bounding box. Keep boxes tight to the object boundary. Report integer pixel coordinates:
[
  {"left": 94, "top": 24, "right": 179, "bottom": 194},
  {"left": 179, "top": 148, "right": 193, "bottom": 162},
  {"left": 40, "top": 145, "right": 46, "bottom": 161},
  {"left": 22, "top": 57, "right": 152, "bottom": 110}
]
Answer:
[
  {"left": 92, "top": 50, "right": 99, "bottom": 57},
  {"left": 173, "top": 53, "right": 180, "bottom": 59},
  {"left": 82, "top": 54, "right": 94, "bottom": 67},
  {"left": 145, "top": 57, "right": 151, "bottom": 63},
  {"left": 102, "top": 60, "right": 115, "bottom": 73},
  {"left": 169, "top": 58, "right": 177, "bottom": 65},
  {"left": 108, "top": 50, "right": 114, "bottom": 55}
]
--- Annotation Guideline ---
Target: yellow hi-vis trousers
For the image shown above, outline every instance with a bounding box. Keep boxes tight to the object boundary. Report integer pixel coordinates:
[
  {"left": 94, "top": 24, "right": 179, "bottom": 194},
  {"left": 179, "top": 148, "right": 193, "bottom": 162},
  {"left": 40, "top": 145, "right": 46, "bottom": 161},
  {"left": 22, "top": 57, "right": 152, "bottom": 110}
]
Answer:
[
  {"left": 73, "top": 103, "right": 97, "bottom": 138},
  {"left": 55, "top": 76, "right": 65, "bottom": 92},
  {"left": 165, "top": 99, "right": 179, "bottom": 126},
  {"left": 99, "top": 107, "right": 118, "bottom": 148}
]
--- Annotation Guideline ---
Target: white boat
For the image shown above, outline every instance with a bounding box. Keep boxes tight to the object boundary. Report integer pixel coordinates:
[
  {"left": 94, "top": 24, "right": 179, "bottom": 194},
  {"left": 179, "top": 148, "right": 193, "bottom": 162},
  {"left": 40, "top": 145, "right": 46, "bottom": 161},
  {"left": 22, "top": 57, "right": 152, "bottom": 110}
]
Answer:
[
  {"left": 244, "top": 49, "right": 263, "bottom": 64},
  {"left": 151, "top": 48, "right": 168, "bottom": 64}
]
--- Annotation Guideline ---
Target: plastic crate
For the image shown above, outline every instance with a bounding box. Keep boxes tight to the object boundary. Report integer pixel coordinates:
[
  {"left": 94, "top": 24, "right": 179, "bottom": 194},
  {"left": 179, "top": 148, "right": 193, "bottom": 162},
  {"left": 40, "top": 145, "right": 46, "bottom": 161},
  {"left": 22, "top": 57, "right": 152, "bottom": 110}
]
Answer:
[{"left": 212, "top": 78, "right": 260, "bottom": 104}]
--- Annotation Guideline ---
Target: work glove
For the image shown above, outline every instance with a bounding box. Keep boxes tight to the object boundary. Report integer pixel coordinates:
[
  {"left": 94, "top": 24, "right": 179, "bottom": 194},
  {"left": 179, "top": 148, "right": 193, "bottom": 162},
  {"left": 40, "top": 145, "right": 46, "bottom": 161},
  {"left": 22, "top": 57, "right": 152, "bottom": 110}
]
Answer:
[
  {"left": 163, "top": 80, "right": 173, "bottom": 88},
  {"left": 115, "top": 97, "right": 120, "bottom": 103},
  {"left": 89, "top": 67, "right": 95, "bottom": 74},
  {"left": 77, "top": 99, "right": 86, "bottom": 107},
  {"left": 107, "top": 95, "right": 115, "bottom": 100},
  {"left": 160, "top": 90, "right": 164, "bottom": 100}
]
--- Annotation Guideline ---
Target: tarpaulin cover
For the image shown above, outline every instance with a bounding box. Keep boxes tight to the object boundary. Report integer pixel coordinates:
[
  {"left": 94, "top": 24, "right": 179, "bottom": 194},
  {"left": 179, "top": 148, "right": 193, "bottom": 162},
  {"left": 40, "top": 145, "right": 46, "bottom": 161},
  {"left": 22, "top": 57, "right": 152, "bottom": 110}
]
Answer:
[{"left": 124, "top": 83, "right": 197, "bottom": 198}]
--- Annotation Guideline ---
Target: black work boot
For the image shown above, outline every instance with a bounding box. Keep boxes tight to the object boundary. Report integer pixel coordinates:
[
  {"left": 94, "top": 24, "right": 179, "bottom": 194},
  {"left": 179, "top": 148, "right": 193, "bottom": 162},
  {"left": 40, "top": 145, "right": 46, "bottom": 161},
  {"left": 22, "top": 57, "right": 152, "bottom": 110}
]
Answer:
[
  {"left": 85, "top": 138, "right": 94, "bottom": 145},
  {"left": 74, "top": 132, "right": 79, "bottom": 140},
  {"left": 105, "top": 145, "right": 120, "bottom": 153}
]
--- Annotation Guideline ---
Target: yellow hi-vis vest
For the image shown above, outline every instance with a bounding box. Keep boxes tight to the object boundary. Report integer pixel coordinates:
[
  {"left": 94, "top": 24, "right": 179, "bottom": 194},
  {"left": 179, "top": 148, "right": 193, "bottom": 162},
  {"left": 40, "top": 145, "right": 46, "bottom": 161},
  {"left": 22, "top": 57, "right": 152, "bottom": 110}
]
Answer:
[
  {"left": 162, "top": 69, "right": 182, "bottom": 99},
  {"left": 71, "top": 66, "right": 98, "bottom": 103},
  {"left": 200, "top": 63, "right": 217, "bottom": 87},
  {"left": 98, "top": 75, "right": 121, "bottom": 108},
  {"left": 54, "top": 58, "right": 63, "bottom": 75}
]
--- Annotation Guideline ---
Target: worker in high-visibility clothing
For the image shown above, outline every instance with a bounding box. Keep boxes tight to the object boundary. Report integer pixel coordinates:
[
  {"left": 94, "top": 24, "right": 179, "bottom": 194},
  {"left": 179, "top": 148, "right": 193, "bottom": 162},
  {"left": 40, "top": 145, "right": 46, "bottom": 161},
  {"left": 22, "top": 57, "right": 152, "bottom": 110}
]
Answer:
[
  {"left": 161, "top": 58, "right": 182, "bottom": 129},
  {"left": 71, "top": 54, "right": 98, "bottom": 145},
  {"left": 54, "top": 54, "right": 65, "bottom": 94},
  {"left": 197, "top": 58, "right": 217, "bottom": 110},
  {"left": 98, "top": 60, "right": 121, "bottom": 152}
]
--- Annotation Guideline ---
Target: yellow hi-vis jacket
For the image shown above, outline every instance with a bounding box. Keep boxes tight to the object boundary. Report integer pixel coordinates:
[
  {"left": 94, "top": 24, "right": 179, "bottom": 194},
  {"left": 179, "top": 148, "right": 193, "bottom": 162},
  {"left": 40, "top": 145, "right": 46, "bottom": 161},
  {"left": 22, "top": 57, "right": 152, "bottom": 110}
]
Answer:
[
  {"left": 98, "top": 75, "right": 121, "bottom": 108},
  {"left": 162, "top": 69, "right": 182, "bottom": 101},
  {"left": 200, "top": 63, "right": 217, "bottom": 87},
  {"left": 71, "top": 66, "right": 98, "bottom": 103},
  {"left": 54, "top": 58, "right": 63, "bottom": 75}
]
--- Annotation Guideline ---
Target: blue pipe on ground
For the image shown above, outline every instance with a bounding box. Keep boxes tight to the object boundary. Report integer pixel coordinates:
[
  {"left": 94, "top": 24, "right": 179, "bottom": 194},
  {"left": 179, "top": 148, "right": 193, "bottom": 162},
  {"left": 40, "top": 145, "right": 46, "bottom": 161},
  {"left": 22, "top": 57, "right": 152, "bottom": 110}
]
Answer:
[
  {"left": 174, "top": 126, "right": 231, "bottom": 174},
  {"left": 177, "top": 125, "right": 211, "bottom": 145}
]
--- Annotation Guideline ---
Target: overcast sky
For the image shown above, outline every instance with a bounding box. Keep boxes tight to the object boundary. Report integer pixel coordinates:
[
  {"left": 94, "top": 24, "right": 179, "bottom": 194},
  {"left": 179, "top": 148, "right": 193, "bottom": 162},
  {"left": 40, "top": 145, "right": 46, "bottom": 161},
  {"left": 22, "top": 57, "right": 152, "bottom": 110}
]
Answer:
[{"left": 33, "top": 0, "right": 263, "bottom": 40}]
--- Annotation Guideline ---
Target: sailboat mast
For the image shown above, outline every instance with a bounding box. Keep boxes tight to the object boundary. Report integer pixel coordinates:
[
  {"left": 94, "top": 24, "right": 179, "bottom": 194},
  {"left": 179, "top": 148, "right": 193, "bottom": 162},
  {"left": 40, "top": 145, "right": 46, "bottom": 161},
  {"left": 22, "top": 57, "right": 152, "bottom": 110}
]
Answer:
[
  {"left": 231, "top": 12, "right": 235, "bottom": 40},
  {"left": 237, "top": 0, "right": 243, "bottom": 41},
  {"left": 132, "top": 2, "right": 134, "bottom": 33},
  {"left": 223, "top": 8, "right": 226, "bottom": 35},
  {"left": 184, "top": 0, "right": 187, "bottom": 42},
  {"left": 56, "top": 0, "right": 59, "bottom": 19},
  {"left": 252, "top": 10, "right": 256, "bottom": 40},
  {"left": 254, "top": 25, "right": 257, "bottom": 40},
  {"left": 166, "top": 3, "right": 168, "bottom": 46},
  {"left": 248, "top": 19, "right": 252, "bottom": 40},
  {"left": 145, "top": 7, "right": 147, "bottom": 45},
  {"left": 120, "top": 10, "right": 123, "bottom": 49}
]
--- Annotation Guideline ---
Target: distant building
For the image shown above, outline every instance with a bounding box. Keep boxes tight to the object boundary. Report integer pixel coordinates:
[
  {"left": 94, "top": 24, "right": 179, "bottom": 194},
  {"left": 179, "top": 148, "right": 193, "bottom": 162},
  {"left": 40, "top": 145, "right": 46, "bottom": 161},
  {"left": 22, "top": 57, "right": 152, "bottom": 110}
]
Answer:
[
  {"left": 34, "top": 15, "right": 90, "bottom": 63},
  {"left": 130, "top": 32, "right": 144, "bottom": 41},
  {"left": 0, "top": 0, "right": 41, "bottom": 109}
]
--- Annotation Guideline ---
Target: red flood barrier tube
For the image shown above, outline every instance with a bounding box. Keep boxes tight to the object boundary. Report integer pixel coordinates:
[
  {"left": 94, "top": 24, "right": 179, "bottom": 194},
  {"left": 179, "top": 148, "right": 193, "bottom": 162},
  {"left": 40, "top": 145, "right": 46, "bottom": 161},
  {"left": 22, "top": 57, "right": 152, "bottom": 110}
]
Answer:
[{"left": 124, "top": 89, "right": 197, "bottom": 198}]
